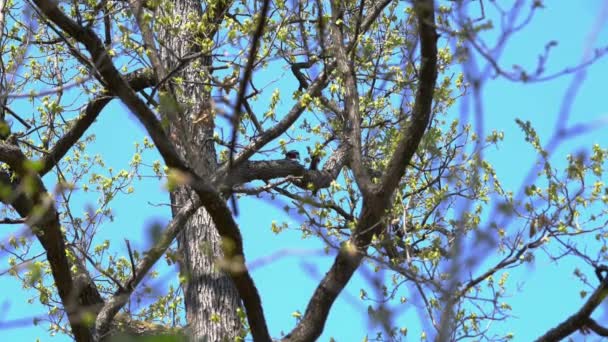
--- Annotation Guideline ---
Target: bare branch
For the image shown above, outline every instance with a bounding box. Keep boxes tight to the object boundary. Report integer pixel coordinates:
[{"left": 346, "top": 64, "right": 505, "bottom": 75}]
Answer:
[
  {"left": 31, "top": 3, "right": 272, "bottom": 340},
  {"left": 94, "top": 199, "right": 200, "bottom": 339},
  {"left": 224, "top": 142, "right": 348, "bottom": 192},
  {"left": 284, "top": 1, "right": 438, "bottom": 340},
  {"left": 330, "top": 1, "right": 374, "bottom": 198},
  {"left": 32, "top": 0, "right": 185, "bottom": 172},
  {"left": 536, "top": 267, "right": 608, "bottom": 341},
  {"left": 0, "top": 143, "right": 102, "bottom": 342},
  {"left": 220, "top": 0, "right": 394, "bottom": 174},
  {"left": 584, "top": 318, "right": 608, "bottom": 337},
  {"left": 379, "top": 0, "right": 438, "bottom": 195},
  {"left": 39, "top": 68, "right": 156, "bottom": 175},
  {"left": 228, "top": 0, "right": 271, "bottom": 169}
]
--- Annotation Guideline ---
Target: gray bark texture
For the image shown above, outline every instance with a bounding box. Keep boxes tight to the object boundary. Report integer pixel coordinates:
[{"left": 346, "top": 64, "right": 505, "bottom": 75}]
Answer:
[{"left": 158, "top": 1, "right": 241, "bottom": 340}]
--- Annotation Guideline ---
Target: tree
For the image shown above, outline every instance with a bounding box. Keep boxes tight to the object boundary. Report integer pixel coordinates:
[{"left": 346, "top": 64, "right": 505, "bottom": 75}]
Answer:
[{"left": 1, "top": 0, "right": 607, "bottom": 341}]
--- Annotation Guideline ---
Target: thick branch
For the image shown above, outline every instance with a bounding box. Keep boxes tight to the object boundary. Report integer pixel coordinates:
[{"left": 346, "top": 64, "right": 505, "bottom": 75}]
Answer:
[
  {"left": 33, "top": 0, "right": 186, "bottom": 172},
  {"left": 31, "top": 3, "right": 271, "bottom": 340},
  {"left": 0, "top": 144, "right": 102, "bottom": 342},
  {"left": 222, "top": 66, "right": 331, "bottom": 174},
  {"left": 284, "top": 1, "right": 438, "bottom": 340},
  {"left": 536, "top": 275, "right": 608, "bottom": 341},
  {"left": 283, "top": 205, "right": 383, "bottom": 341},
  {"left": 225, "top": 159, "right": 305, "bottom": 187},
  {"left": 224, "top": 143, "right": 348, "bottom": 191},
  {"left": 379, "top": 0, "right": 438, "bottom": 195},
  {"left": 220, "top": 0, "right": 393, "bottom": 175},
  {"left": 39, "top": 68, "right": 156, "bottom": 175},
  {"left": 32, "top": 1, "right": 393, "bottom": 340},
  {"left": 330, "top": 1, "right": 373, "bottom": 198},
  {"left": 39, "top": 95, "right": 110, "bottom": 175},
  {"left": 585, "top": 318, "right": 608, "bottom": 337}
]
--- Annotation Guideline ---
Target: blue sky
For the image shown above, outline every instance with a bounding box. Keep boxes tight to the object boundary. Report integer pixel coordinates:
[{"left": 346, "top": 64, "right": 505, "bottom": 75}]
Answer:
[{"left": 1, "top": 1, "right": 608, "bottom": 341}]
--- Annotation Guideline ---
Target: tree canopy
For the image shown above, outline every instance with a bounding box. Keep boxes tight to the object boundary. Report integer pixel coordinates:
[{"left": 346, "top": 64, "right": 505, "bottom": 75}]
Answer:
[{"left": 0, "top": 0, "right": 607, "bottom": 341}]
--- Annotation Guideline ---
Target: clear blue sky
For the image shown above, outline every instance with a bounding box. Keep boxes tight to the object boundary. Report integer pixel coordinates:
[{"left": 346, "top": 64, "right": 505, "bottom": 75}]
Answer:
[{"left": 1, "top": 1, "right": 608, "bottom": 341}]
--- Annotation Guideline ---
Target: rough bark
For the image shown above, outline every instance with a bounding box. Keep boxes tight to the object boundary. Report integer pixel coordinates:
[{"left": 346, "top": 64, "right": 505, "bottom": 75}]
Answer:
[
  {"left": 0, "top": 67, "right": 159, "bottom": 342},
  {"left": 26, "top": 0, "right": 437, "bottom": 340},
  {"left": 157, "top": 1, "right": 241, "bottom": 340}
]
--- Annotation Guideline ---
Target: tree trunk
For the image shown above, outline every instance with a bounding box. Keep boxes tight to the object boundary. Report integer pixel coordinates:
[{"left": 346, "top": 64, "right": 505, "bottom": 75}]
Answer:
[{"left": 158, "top": 1, "right": 241, "bottom": 340}]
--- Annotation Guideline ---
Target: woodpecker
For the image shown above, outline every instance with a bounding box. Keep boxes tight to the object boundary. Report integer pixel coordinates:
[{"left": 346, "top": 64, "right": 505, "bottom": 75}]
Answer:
[{"left": 285, "top": 150, "right": 300, "bottom": 160}]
